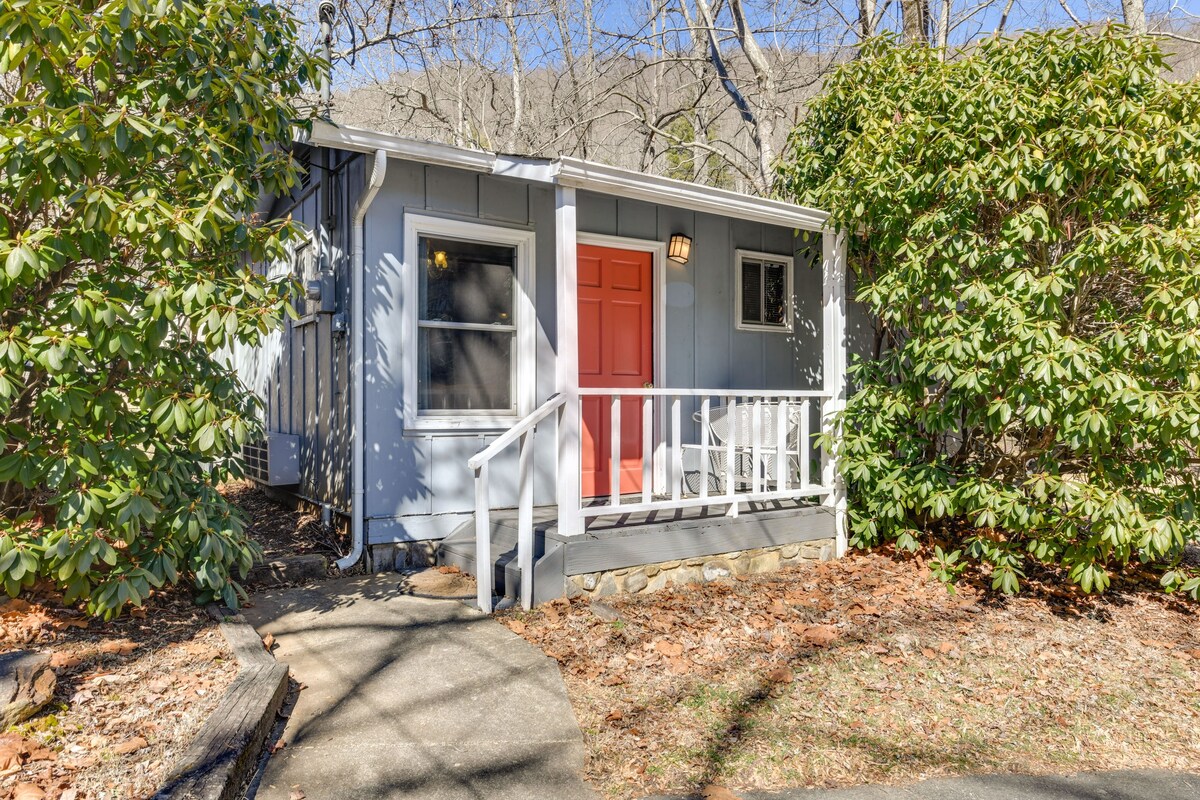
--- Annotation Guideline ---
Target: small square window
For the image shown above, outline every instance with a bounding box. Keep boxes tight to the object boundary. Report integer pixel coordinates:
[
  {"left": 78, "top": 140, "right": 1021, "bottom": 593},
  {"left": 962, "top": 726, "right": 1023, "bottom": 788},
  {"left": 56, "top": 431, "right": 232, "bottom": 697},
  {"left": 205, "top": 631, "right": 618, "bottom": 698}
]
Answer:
[{"left": 736, "top": 250, "right": 793, "bottom": 332}]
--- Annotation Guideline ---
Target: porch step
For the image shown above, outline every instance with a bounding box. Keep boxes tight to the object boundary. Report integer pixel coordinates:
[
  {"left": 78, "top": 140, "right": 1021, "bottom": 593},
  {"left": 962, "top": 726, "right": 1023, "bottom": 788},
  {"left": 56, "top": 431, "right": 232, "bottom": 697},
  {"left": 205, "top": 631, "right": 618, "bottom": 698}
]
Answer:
[{"left": 436, "top": 514, "right": 565, "bottom": 606}]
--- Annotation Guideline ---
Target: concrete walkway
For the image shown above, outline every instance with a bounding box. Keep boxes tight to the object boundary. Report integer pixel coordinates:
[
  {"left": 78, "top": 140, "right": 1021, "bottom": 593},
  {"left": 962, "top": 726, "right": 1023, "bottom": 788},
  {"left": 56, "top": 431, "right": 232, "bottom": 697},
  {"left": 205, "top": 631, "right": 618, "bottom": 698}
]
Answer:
[
  {"left": 242, "top": 573, "right": 598, "bottom": 800},
  {"left": 647, "top": 770, "right": 1200, "bottom": 799}
]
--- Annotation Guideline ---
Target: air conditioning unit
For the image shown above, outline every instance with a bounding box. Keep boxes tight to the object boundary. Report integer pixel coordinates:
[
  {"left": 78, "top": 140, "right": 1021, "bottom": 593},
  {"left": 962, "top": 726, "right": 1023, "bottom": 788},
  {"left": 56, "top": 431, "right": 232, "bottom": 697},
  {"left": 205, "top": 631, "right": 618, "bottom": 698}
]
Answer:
[{"left": 243, "top": 433, "right": 300, "bottom": 486}]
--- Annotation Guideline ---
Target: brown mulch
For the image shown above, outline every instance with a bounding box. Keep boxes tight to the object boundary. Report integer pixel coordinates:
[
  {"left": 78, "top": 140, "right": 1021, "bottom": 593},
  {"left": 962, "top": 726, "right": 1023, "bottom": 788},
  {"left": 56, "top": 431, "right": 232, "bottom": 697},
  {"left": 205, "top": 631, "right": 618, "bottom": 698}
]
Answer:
[
  {"left": 222, "top": 479, "right": 345, "bottom": 563},
  {"left": 0, "top": 591, "right": 237, "bottom": 800},
  {"left": 500, "top": 550, "right": 1200, "bottom": 800}
]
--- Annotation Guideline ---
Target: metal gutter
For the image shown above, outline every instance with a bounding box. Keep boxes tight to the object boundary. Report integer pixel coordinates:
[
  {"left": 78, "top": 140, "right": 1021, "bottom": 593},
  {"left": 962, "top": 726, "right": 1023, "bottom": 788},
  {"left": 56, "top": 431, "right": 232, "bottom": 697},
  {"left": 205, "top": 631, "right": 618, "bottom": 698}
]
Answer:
[{"left": 302, "top": 120, "right": 496, "bottom": 173}]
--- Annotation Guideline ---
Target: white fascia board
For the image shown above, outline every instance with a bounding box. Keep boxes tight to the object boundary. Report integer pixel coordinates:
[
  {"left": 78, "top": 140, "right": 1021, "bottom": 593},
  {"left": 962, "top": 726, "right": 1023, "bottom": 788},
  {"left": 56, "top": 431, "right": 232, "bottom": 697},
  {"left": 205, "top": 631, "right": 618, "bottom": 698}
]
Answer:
[
  {"left": 492, "top": 154, "right": 558, "bottom": 182},
  {"left": 295, "top": 122, "right": 832, "bottom": 230},
  {"left": 554, "top": 157, "right": 829, "bottom": 232},
  {"left": 299, "top": 120, "right": 497, "bottom": 173}
]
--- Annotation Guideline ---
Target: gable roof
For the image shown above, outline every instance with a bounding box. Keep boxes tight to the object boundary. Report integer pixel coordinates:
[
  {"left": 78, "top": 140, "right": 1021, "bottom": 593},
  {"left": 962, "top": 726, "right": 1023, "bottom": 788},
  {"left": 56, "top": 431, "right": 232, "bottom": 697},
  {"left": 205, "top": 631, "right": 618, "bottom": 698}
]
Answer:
[{"left": 299, "top": 120, "right": 830, "bottom": 232}]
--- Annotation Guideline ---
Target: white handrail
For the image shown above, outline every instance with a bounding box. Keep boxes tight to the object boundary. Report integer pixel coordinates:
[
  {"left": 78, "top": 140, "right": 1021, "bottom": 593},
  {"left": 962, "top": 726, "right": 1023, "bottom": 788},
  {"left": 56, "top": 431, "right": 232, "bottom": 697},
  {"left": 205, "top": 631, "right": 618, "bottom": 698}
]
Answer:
[
  {"left": 578, "top": 387, "right": 826, "bottom": 398},
  {"left": 469, "top": 393, "right": 566, "bottom": 613},
  {"left": 468, "top": 394, "right": 566, "bottom": 471}
]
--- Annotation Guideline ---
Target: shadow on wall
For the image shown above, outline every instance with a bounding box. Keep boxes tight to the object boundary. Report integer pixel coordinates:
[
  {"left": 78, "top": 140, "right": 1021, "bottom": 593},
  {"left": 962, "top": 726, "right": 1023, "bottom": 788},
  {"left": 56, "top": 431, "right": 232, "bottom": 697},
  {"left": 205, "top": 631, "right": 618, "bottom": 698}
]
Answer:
[{"left": 366, "top": 251, "right": 431, "bottom": 521}]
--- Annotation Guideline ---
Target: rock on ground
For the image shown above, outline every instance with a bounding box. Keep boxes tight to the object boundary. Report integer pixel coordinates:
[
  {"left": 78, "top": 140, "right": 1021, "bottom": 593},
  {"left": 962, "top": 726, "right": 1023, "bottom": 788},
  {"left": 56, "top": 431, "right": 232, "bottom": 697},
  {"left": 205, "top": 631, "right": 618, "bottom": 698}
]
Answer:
[{"left": 0, "top": 651, "right": 55, "bottom": 728}]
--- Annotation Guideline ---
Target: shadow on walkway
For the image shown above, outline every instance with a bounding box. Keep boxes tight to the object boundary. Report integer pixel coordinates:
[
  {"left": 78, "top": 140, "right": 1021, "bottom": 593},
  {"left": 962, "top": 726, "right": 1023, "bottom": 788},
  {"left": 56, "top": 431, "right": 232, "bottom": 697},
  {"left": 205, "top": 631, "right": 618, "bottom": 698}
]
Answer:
[{"left": 242, "top": 573, "right": 598, "bottom": 800}]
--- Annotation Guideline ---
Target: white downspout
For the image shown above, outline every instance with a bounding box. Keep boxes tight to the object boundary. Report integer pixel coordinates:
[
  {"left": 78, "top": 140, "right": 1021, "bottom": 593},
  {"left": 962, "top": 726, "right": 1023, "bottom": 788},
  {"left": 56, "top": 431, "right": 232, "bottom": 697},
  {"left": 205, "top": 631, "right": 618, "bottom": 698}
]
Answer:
[{"left": 337, "top": 148, "right": 387, "bottom": 572}]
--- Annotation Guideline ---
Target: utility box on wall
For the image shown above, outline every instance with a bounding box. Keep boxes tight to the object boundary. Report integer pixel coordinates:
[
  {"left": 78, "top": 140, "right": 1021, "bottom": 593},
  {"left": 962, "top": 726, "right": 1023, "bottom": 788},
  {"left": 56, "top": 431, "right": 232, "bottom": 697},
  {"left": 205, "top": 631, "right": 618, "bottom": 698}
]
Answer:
[
  {"left": 305, "top": 269, "right": 337, "bottom": 314},
  {"left": 243, "top": 433, "right": 301, "bottom": 486}
]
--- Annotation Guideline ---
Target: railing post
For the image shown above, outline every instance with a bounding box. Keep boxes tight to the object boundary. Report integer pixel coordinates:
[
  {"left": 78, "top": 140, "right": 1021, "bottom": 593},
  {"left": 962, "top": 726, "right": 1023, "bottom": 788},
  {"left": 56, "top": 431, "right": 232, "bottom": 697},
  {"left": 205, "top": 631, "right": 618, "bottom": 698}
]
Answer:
[
  {"left": 699, "top": 396, "right": 711, "bottom": 500},
  {"left": 776, "top": 397, "right": 788, "bottom": 491},
  {"left": 799, "top": 399, "right": 811, "bottom": 489},
  {"left": 555, "top": 185, "right": 583, "bottom": 536},
  {"left": 822, "top": 228, "right": 848, "bottom": 556},
  {"left": 670, "top": 394, "right": 682, "bottom": 502},
  {"left": 725, "top": 395, "right": 738, "bottom": 517},
  {"left": 751, "top": 397, "right": 763, "bottom": 495},
  {"left": 641, "top": 395, "right": 653, "bottom": 503},
  {"left": 475, "top": 463, "right": 492, "bottom": 613},
  {"left": 610, "top": 394, "right": 621, "bottom": 504},
  {"left": 517, "top": 430, "right": 534, "bottom": 610}
]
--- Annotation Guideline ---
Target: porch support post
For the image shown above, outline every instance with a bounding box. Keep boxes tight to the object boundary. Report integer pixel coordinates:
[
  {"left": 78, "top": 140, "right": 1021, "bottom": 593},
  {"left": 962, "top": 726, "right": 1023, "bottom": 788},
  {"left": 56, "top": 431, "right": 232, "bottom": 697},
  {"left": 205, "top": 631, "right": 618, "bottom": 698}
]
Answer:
[
  {"left": 821, "top": 227, "right": 849, "bottom": 557},
  {"left": 555, "top": 185, "right": 583, "bottom": 536}
]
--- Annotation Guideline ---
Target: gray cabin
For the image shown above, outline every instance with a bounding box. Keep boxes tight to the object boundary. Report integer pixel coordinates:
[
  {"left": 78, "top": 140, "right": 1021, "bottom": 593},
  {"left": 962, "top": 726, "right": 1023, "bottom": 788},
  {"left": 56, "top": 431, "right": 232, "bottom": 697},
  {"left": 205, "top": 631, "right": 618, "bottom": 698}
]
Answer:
[{"left": 233, "top": 120, "right": 851, "bottom": 611}]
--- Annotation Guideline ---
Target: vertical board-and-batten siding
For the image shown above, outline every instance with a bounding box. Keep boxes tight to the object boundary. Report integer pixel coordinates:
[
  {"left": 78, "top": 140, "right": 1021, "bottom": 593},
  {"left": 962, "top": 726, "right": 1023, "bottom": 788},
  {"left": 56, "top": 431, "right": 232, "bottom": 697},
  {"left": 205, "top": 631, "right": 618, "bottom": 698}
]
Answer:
[
  {"left": 361, "top": 162, "right": 560, "bottom": 543},
  {"left": 238, "top": 149, "right": 360, "bottom": 511}
]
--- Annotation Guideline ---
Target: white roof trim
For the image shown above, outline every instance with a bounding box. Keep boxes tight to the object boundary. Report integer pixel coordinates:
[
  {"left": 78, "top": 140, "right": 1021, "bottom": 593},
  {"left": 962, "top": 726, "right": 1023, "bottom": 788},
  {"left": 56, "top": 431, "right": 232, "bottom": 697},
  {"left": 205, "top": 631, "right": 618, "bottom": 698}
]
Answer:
[
  {"left": 302, "top": 120, "right": 496, "bottom": 173},
  {"left": 553, "top": 157, "right": 828, "bottom": 230},
  {"left": 299, "top": 121, "right": 830, "bottom": 231}
]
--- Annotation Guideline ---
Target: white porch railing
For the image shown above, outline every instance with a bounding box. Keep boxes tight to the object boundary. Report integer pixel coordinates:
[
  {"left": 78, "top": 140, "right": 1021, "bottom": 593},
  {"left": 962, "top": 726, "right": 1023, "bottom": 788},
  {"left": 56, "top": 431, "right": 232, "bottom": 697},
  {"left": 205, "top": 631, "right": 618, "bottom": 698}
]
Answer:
[
  {"left": 575, "top": 388, "right": 831, "bottom": 519},
  {"left": 467, "top": 387, "right": 837, "bottom": 613}
]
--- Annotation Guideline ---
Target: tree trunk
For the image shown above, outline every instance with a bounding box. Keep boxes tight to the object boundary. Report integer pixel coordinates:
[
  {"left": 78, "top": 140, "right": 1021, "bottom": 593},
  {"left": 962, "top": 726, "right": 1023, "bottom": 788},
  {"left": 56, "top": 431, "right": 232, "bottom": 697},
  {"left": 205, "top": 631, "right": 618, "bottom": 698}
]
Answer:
[
  {"left": 726, "top": 0, "right": 779, "bottom": 193},
  {"left": 936, "top": 0, "right": 951, "bottom": 51},
  {"left": 858, "top": 0, "right": 877, "bottom": 41},
  {"left": 902, "top": 0, "right": 931, "bottom": 45},
  {"left": 502, "top": 0, "right": 524, "bottom": 152},
  {"left": 1121, "top": 0, "right": 1146, "bottom": 34}
]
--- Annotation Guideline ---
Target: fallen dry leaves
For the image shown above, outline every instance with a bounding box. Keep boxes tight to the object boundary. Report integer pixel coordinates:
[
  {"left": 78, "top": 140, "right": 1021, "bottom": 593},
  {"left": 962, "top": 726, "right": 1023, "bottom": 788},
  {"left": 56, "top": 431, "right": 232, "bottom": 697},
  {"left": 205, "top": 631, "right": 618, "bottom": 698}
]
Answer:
[
  {"left": 222, "top": 479, "right": 344, "bottom": 563},
  {"left": 0, "top": 593, "right": 237, "bottom": 800},
  {"left": 499, "top": 550, "right": 1200, "bottom": 800}
]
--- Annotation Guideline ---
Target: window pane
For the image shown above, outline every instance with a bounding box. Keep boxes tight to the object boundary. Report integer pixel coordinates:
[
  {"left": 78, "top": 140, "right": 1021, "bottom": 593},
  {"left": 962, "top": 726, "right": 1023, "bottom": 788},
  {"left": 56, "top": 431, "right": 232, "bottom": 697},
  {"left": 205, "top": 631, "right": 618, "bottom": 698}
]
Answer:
[
  {"left": 763, "top": 262, "right": 788, "bottom": 325},
  {"left": 419, "top": 236, "right": 515, "bottom": 325},
  {"left": 418, "top": 328, "right": 513, "bottom": 411},
  {"left": 740, "top": 260, "right": 762, "bottom": 325}
]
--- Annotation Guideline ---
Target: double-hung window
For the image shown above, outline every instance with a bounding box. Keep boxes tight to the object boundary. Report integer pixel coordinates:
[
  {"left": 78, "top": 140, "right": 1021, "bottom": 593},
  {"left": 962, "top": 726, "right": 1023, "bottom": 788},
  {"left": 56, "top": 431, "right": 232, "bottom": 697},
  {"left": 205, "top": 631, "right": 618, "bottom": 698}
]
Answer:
[
  {"left": 404, "top": 214, "right": 535, "bottom": 431},
  {"left": 735, "top": 249, "right": 794, "bottom": 332}
]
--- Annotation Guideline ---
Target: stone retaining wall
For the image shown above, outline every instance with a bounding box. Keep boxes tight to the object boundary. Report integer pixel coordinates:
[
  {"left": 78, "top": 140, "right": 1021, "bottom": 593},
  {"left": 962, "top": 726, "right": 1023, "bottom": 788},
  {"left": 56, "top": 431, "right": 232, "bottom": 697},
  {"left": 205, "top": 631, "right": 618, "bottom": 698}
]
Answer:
[{"left": 566, "top": 537, "right": 836, "bottom": 599}]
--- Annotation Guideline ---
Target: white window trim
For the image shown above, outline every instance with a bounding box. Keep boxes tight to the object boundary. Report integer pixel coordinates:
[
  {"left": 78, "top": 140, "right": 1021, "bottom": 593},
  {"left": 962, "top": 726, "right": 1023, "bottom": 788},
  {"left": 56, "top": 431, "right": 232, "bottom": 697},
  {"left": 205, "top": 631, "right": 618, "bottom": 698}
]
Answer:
[
  {"left": 734, "top": 248, "right": 794, "bottom": 333},
  {"left": 402, "top": 213, "right": 536, "bottom": 432}
]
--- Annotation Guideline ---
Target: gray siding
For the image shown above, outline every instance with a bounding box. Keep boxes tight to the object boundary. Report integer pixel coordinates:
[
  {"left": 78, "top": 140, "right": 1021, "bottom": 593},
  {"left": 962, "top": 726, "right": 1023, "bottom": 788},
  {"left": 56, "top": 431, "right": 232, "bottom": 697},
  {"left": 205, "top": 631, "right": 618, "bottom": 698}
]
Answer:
[
  {"left": 575, "top": 191, "right": 824, "bottom": 392},
  {"left": 233, "top": 148, "right": 361, "bottom": 510},
  {"left": 239, "top": 149, "right": 853, "bottom": 545},
  {"left": 361, "top": 164, "right": 559, "bottom": 540}
]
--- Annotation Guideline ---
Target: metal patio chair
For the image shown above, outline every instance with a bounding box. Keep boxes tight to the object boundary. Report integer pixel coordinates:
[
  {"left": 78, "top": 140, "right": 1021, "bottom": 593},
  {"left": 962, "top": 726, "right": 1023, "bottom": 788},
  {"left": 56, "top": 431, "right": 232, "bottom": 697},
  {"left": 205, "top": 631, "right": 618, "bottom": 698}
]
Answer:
[{"left": 683, "top": 402, "right": 802, "bottom": 494}]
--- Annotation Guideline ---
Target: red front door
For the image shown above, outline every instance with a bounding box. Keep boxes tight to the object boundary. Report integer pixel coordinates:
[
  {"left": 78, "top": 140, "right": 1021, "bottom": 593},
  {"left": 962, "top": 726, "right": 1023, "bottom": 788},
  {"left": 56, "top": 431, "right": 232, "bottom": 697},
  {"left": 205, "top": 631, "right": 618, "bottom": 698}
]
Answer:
[{"left": 578, "top": 244, "right": 654, "bottom": 499}]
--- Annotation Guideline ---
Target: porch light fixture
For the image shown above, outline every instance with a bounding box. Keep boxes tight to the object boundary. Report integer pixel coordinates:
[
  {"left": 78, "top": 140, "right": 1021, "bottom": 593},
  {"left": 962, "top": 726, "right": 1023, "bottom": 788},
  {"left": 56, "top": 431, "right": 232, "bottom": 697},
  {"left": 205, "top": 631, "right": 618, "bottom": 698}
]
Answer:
[{"left": 668, "top": 233, "right": 692, "bottom": 264}]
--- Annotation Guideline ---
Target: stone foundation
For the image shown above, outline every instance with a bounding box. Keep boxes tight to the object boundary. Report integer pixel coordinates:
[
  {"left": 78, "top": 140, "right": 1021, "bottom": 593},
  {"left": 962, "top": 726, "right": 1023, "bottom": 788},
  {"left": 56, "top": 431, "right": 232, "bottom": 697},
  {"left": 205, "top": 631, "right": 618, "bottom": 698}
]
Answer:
[
  {"left": 566, "top": 537, "right": 836, "bottom": 599},
  {"left": 367, "top": 541, "right": 438, "bottom": 572}
]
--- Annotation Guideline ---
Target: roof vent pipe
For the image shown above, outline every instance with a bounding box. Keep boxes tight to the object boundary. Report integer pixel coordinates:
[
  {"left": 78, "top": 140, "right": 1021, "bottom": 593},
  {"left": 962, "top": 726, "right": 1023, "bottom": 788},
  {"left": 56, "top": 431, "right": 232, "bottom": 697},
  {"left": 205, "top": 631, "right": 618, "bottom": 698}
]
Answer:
[{"left": 317, "top": 0, "right": 337, "bottom": 118}]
